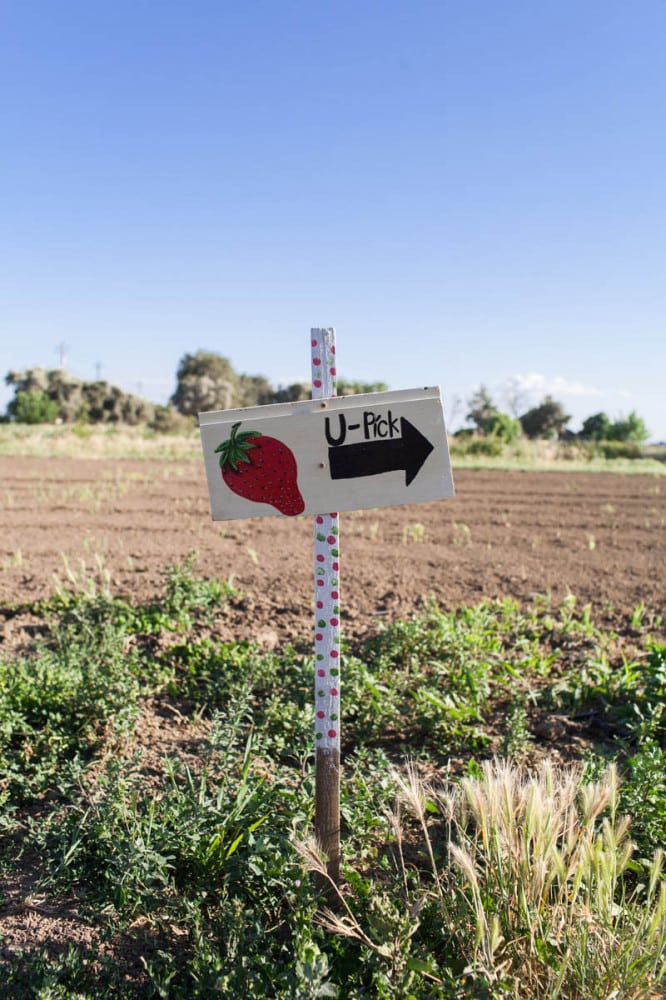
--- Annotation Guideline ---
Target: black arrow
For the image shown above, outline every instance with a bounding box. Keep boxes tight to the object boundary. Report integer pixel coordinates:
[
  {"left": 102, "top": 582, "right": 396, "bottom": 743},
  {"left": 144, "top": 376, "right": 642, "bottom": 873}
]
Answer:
[{"left": 328, "top": 417, "right": 434, "bottom": 486}]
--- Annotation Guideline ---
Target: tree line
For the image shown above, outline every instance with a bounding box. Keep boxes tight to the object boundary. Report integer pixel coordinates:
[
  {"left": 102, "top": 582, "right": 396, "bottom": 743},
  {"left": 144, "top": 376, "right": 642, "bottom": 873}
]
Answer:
[
  {"left": 2, "top": 351, "right": 387, "bottom": 428},
  {"left": 461, "top": 384, "right": 649, "bottom": 444},
  {"left": 2, "top": 356, "right": 650, "bottom": 446}
]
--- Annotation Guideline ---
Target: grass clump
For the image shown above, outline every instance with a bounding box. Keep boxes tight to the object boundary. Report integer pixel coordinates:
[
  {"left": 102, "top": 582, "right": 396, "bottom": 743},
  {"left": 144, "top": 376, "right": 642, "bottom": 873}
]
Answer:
[{"left": 302, "top": 760, "right": 666, "bottom": 999}]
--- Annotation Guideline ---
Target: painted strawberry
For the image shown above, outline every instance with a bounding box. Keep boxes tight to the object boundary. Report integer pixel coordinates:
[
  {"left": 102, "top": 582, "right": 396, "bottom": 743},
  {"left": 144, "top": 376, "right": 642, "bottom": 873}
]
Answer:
[{"left": 214, "top": 421, "right": 305, "bottom": 516}]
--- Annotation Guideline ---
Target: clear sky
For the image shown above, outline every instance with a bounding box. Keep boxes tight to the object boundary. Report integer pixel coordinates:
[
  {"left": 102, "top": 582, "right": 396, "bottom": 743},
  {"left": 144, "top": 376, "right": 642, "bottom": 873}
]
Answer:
[{"left": 2, "top": 1, "right": 665, "bottom": 439}]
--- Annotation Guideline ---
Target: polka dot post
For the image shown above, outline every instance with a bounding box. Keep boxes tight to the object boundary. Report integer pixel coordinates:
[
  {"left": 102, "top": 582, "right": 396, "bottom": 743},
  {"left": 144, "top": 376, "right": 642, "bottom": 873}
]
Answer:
[{"left": 311, "top": 328, "right": 340, "bottom": 752}]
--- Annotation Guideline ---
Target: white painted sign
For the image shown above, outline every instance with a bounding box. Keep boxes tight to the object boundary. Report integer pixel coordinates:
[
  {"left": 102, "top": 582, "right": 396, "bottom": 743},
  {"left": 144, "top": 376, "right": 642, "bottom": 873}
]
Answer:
[{"left": 199, "top": 386, "right": 454, "bottom": 520}]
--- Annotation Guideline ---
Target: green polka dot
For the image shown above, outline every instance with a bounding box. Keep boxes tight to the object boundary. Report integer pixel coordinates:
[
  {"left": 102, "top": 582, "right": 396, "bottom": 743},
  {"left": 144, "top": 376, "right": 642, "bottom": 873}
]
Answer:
[
  {"left": 316, "top": 654, "right": 324, "bottom": 661},
  {"left": 316, "top": 732, "right": 322, "bottom": 740},
  {"left": 318, "top": 689, "right": 325, "bottom": 697},
  {"left": 330, "top": 668, "right": 339, "bottom": 676},
  {"left": 330, "top": 713, "right": 338, "bottom": 721}
]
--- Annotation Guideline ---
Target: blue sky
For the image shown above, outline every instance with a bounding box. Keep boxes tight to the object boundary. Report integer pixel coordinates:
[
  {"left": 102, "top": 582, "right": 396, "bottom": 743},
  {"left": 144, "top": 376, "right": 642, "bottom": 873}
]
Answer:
[{"left": 2, "top": 1, "right": 665, "bottom": 439}]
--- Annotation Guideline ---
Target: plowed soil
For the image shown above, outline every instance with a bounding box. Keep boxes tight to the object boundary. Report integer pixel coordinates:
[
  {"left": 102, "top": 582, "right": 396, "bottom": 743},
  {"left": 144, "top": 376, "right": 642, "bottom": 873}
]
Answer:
[{"left": 1, "top": 457, "right": 664, "bottom": 642}]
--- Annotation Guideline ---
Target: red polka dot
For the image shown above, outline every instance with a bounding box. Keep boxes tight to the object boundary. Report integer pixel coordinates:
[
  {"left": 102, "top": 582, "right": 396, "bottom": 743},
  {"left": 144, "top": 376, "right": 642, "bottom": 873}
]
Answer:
[
  {"left": 330, "top": 688, "right": 338, "bottom": 696},
  {"left": 328, "top": 729, "right": 337, "bottom": 738},
  {"left": 332, "top": 562, "right": 339, "bottom": 571},
  {"left": 317, "top": 579, "right": 324, "bottom": 587},
  {"left": 330, "top": 617, "right": 339, "bottom": 626},
  {"left": 313, "top": 357, "right": 321, "bottom": 365},
  {"left": 330, "top": 512, "right": 338, "bottom": 517},
  {"left": 317, "top": 600, "right": 324, "bottom": 608},
  {"left": 331, "top": 346, "right": 336, "bottom": 354},
  {"left": 330, "top": 367, "right": 337, "bottom": 375},
  {"left": 330, "top": 649, "right": 339, "bottom": 658},
  {"left": 317, "top": 711, "right": 325, "bottom": 719},
  {"left": 317, "top": 554, "right": 324, "bottom": 562},
  {"left": 327, "top": 535, "right": 336, "bottom": 544},
  {"left": 331, "top": 590, "right": 339, "bottom": 599},
  {"left": 312, "top": 339, "right": 318, "bottom": 346},
  {"left": 316, "top": 515, "right": 324, "bottom": 524},
  {"left": 316, "top": 633, "right": 323, "bottom": 641},
  {"left": 314, "top": 378, "right": 322, "bottom": 388},
  {"left": 317, "top": 669, "right": 326, "bottom": 677}
]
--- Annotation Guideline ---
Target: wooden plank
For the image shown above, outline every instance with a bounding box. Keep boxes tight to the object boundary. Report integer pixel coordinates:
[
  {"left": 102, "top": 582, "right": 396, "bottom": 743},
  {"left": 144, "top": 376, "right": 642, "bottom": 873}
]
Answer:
[{"left": 200, "top": 386, "right": 454, "bottom": 520}]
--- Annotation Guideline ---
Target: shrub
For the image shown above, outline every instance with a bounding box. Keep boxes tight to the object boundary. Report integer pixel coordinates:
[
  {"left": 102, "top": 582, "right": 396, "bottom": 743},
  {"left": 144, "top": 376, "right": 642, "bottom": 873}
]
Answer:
[
  {"left": 10, "top": 389, "right": 59, "bottom": 424},
  {"left": 519, "top": 395, "right": 571, "bottom": 439}
]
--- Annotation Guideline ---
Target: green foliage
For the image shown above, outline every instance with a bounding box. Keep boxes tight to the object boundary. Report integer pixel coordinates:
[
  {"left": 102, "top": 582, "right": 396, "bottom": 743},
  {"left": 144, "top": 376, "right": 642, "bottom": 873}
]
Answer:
[
  {"left": 0, "top": 604, "right": 141, "bottom": 802},
  {"left": 546, "top": 636, "right": 666, "bottom": 747},
  {"left": 486, "top": 410, "right": 521, "bottom": 443},
  {"left": 580, "top": 411, "right": 612, "bottom": 441},
  {"left": 606, "top": 409, "right": 650, "bottom": 443},
  {"left": 450, "top": 434, "right": 505, "bottom": 458},
  {"left": 595, "top": 439, "right": 643, "bottom": 459},
  {"left": 519, "top": 395, "right": 571, "bottom": 439},
  {"left": 580, "top": 410, "right": 649, "bottom": 446},
  {"left": 335, "top": 378, "right": 389, "bottom": 396},
  {"left": 462, "top": 386, "right": 520, "bottom": 448},
  {"left": 9, "top": 388, "right": 59, "bottom": 424},
  {"left": 465, "top": 384, "right": 497, "bottom": 434},
  {"left": 622, "top": 738, "right": 666, "bottom": 862},
  {"left": 2, "top": 575, "right": 666, "bottom": 997},
  {"left": 5, "top": 367, "right": 156, "bottom": 425}
]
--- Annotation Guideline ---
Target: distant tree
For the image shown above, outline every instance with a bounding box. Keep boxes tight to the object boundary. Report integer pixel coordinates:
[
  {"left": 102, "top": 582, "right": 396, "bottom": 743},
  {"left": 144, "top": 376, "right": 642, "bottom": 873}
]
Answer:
[
  {"left": 5, "top": 367, "right": 155, "bottom": 425},
  {"left": 270, "top": 382, "right": 311, "bottom": 404},
  {"left": 9, "top": 389, "right": 59, "bottom": 424},
  {"left": 502, "top": 377, "right": 530, "bottom": 418},
  {"left": 579, "top": 410, "right": 648, "bottom": 444},
  {"left": 237, "top": 373, "right": 275, "bottom": 407},
  {"left": 466, "top": 385, "right": 499, "bottom": 434},
  {"left": 170, "top": 351, "right": 240, "bottom": 416},
  {"left": 607, "top": 411, "right": 649, "bottom": 444},
  {"left": 519, "top": 396, "right": 571, "bottom": 439},
  {"left": 580, "top": 412, "right": 612, "bottom": 441},
  {"left": 463, "top": 385, "right": 521, "bottom": 442}
]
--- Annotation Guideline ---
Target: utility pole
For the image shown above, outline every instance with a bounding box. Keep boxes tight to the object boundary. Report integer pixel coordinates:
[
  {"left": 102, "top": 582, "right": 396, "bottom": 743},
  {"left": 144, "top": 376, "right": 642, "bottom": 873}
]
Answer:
[
  {"left": 95, "top": 362, "right": 103, "bottom": 381},
  {"left": 55, "top": 342, "right": 68, "bottom": 369}
]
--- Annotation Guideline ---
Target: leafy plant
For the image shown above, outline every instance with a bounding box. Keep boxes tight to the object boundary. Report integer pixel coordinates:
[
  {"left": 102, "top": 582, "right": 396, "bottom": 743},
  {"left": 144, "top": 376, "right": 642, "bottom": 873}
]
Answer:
[{"left": 9, "top": 389, "right": 59, "bottom": 424}]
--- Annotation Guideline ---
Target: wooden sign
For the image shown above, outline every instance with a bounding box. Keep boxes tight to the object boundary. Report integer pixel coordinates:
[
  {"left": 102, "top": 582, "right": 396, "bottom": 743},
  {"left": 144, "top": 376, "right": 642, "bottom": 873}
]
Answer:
[{"left": 199, "top": 386, "right": 454, "bottom": 521}]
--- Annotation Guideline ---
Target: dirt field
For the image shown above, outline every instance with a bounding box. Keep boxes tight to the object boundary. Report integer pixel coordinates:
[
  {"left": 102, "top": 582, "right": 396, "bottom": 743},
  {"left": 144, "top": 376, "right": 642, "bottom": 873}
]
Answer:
[{"left": 1, "top": 457, "right": 664, "bottom": 642}]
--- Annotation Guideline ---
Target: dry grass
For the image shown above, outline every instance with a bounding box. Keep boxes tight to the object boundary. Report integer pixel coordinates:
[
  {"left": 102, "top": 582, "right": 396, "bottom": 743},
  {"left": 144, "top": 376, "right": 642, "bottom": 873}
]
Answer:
[
  {"left": 0, "top": 424, "right": 201, "bottom": 460},
  {"left": 299, "top": 760, "right": 666, "bottom": 999}
]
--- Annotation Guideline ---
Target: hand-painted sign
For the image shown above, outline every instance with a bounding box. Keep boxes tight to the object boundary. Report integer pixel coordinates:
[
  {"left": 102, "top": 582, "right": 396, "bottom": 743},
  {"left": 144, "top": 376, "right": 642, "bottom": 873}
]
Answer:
[{"left": 199, "top": 386, "right": 454, "bottom": 520}]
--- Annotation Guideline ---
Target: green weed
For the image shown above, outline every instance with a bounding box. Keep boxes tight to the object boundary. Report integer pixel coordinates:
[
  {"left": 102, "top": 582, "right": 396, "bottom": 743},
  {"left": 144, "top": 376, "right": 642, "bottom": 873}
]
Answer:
[{"left": 2, "top": 570, "right": 666, "bottom": 997}]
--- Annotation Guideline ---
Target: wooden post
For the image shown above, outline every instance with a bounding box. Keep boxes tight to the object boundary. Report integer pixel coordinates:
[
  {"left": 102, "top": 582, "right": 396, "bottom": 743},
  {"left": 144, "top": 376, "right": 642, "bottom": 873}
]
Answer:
[{"left": 311, "top": 328, "right": 341, "bottom": 886}]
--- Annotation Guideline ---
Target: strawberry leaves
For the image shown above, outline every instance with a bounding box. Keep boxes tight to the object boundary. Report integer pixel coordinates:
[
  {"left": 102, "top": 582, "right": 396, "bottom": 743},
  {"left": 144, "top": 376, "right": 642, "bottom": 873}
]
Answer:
[{"left": 214, "top": 421, "right": 262, "bottom": 472}]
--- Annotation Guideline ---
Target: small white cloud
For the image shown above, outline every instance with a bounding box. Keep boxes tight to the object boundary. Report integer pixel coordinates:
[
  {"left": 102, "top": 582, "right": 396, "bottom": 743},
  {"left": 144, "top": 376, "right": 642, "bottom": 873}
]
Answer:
[{"left": 505, "top": 372, "right": 602, "bottom": 398}]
